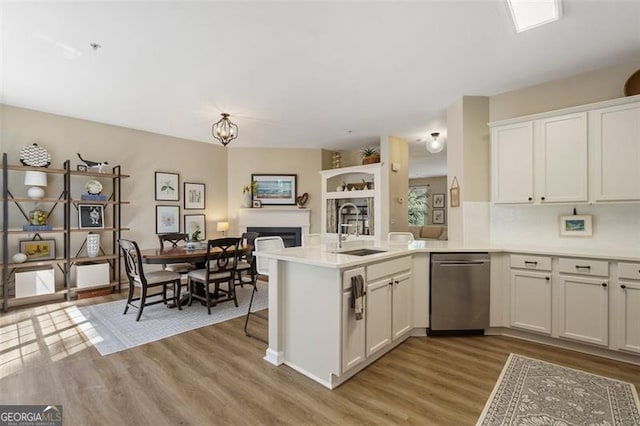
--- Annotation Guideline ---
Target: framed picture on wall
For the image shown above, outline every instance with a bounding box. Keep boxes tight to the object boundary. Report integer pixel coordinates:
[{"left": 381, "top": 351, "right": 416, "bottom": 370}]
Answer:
[
  {"left": 433, "top": 209, "right": 445, "bottom": 224},
  {"left": 155, "top": 172, "right": 179, "bottom": 201},
  {"left": 156, "top": 205, "right": 180, "bottom": 233},
  {"left": 184, "top": 214, "right": 206, "bottom": 241},
  {"left": 433, "top": 193, "right": 445, "bottom": 208},
  {"left": 184, "top": 182, "right": 205, "bottom": 209},
  {"left": 559, "top": 215, "right": 592, "bottom": 237},
  {"left": 251, "top": 174, "right": 297, "bottom": 205}
]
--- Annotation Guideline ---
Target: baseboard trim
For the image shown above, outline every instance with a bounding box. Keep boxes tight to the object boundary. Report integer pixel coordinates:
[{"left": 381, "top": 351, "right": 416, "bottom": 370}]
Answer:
[{"left": 263, "top": 348, "right": 284, "bottom": 366}]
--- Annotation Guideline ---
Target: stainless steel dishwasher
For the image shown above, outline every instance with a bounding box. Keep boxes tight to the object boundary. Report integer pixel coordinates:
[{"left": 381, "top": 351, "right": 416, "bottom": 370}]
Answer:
[{"left": 428, "top": 252, "right": 490, "bottom": 336}]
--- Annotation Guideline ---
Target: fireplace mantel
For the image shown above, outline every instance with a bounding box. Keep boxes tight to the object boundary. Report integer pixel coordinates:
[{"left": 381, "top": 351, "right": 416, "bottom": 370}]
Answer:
[{"left": 238, "top": 208, "right": 310, "bottom": 235}]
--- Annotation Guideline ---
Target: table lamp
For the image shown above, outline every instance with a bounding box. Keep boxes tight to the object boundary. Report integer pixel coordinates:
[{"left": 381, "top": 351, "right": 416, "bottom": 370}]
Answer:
[
  {"left": 24, "top": 171, "right": 47, "bottom": 200},
  {"left": 217, "top": 221, "right": 229, "bottom": 236}
]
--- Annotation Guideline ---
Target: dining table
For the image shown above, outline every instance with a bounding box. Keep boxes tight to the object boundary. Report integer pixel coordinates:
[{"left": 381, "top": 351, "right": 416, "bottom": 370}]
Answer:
[{"left": 139, "top": 244, "right": 253, "bottom": 307}]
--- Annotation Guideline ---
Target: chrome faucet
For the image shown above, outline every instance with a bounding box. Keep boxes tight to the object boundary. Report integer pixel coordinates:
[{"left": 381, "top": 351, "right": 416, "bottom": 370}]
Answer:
[{"left": 338, "top": 202, "right": 359, "bottom": 248}]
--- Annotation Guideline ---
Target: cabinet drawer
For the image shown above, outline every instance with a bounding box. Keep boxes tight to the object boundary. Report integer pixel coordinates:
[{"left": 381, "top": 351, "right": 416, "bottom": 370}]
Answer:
[
  {"left": 366, "top": 256, "right": 411, "bottom": 281},
  {"left": 510, "top": 254, "right": 551, "bottom": 271},
  {"left": 558, "top": 258, "right": 608, "bottom": 277},
  {"left": 619, "top": 262, "right": 640, "bottom": 281}
]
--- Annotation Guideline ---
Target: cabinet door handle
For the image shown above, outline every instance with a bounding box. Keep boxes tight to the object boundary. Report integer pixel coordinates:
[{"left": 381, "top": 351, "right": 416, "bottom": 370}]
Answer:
[
  {"left": 601, "top": 283, "right": 607, "bottom": 287},
  {"left": 541, "top": 196, "right": 545, "bottom": 201},
  {"left": 388, "top": 281, "right": 393, "bottom": 286},
  {"left": 527, "top": 197, "right": 532, "bottom": 201},
  {"left": 524, "top": 261, "right": 538, "bottom": 265},
  {"left": 620, "top": 285, "right": 626, "bottom": 289},
  {"left": 394, "top": 280, "right": 399, "bottom": 285},
  {"left": 545, "top": 277, "right": 550, "bottom": 281},
  {"left": 575, "top": 265, "right": 591, "bottom": 270}
]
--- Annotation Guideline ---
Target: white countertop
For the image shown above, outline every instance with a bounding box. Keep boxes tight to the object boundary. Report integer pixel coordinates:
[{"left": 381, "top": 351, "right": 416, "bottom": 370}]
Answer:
[{"left": 256, "top": 238, "right": 640, "bottom": 268}]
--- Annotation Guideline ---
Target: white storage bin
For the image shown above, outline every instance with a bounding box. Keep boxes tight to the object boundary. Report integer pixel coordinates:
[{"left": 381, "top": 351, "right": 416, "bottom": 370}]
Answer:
[
  {"left": 72, "top": 263, "right": 110, "bottom": 289},
  {"left": 15, "top": 268, "right": 55, "bottom": 298}
]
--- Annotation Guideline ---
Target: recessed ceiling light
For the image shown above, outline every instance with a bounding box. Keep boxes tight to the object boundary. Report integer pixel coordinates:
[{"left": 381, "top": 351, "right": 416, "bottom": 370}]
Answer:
[
  {"left": 90, "top": 43, "right": 101, "bottom": 51},
  {"left": 507, "top": 0, "right": 562, "bottom": 33}
]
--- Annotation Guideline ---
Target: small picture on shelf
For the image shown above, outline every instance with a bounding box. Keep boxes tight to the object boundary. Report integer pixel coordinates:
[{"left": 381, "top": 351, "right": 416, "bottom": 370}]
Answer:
[
  {"left": 19, "top": 239, "right": 56, "bottom": 261},
  {"left": 78, "top": 204, "right": 104, "bottom": 229},
  {"left": 77, "top": 165, "right": 87, "bottom": 172}
]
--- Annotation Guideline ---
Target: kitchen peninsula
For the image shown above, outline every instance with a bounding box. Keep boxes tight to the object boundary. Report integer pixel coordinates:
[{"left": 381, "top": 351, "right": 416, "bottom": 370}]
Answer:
[{"left": 257, "top": 240, "right": 640, "bottom": 389}]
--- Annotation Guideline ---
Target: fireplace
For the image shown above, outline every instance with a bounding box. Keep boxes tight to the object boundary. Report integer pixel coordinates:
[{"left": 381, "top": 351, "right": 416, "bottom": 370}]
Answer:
[{"left": 247, "top": 227, "right": 302, "bottom": 247}]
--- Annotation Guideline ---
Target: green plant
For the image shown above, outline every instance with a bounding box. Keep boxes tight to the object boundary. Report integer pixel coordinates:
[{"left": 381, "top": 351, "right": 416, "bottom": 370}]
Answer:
[
  {"left": 242, "top": 181, "right": 257, "bottom": 194},
  {"left": 360, "top": 147, "right": 379, "bottom": 158}
]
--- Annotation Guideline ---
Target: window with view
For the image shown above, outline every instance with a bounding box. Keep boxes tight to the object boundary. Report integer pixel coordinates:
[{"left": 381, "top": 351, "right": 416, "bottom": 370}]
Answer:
[{"left": 408, "top": 186, "right": 428, "bottom": 226}]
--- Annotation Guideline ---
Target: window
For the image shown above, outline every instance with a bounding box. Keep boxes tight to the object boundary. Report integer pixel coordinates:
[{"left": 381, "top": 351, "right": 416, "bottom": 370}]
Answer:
[{"left": 408, "top": 186, "right": 428, "bottom": 226}]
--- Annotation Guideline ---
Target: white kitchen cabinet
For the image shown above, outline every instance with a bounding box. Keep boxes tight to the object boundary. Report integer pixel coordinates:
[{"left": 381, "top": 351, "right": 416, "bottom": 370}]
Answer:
[
  {"left": 366, "top": 277, "right": 392, "bottom": 356},
  {"left": 557, "top": 275, "right": 609, "bottom": 347},
  {"left": 391, "top": 272, "right": 412, "bottom": 340},
  {"left": 491, "top": 121, "right": 534, "bottom": 204},
  {"left": 534, "top": 112, "right": 588, "bottom": 203},
  {"left": 491, "top": 112, "right": 588, "bottom": 204},
  {"left": 590, "top": 101, "right": 640, "bottom": 201},
  {"left": 617, "top": 263, "right": 640, "bottom": 354},
  {"left": 510, "top": 270, "right": 551, "bottom": 334}
]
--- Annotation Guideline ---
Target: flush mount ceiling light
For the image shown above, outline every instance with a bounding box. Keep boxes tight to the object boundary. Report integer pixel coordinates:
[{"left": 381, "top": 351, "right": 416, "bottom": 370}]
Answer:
[
  {"left": 507, "top": 0, "right": 562, "bottom": 33},
  {"left": 425, "top": 132, "right": 445, "bottom": 154},
  {"left": 212, "top": 113, "right": 238, "bottom": 146}
]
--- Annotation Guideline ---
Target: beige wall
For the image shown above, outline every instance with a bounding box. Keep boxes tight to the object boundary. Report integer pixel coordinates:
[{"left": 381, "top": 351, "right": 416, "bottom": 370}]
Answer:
[
  {"left": 1, "top": 105, "right": 228, "bottom": 261},
  {"left": 385, "top": 136, "right": 409, "bottom": 232},
  {"left": 446, "top": 98, "right": 464, "bottom": 243},
  {"left": 226, "top": 147, "right": 323, "bottom": 235},
  {"left": 409, "top": 176, "right": 447, "bottom": 226},
  {"left": 490, "top": 61, "right": 640, "bottom": 121}
]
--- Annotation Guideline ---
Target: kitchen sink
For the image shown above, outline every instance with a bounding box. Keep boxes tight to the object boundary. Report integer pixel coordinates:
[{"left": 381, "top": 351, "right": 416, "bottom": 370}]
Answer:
[{"left": 337, "top": 248, "right": 387, "bottom": 256}]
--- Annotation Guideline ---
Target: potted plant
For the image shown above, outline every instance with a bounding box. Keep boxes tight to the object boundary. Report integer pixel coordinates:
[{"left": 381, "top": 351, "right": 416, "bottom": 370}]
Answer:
[
  {"left": 361, "top": 147, "right": 380, "bottom": 165},
  {"left": 242, "top": 181, "right": 257, "bottom": 207}
]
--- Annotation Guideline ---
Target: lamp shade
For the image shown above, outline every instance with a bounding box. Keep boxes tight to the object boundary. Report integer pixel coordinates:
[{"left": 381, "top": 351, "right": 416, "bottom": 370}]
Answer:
[
  {"left": 216, "top": 221, "right": 230, "bottom": 232},
  {"left": 24, "top": 171, "right": 47, "bottom": 187}
]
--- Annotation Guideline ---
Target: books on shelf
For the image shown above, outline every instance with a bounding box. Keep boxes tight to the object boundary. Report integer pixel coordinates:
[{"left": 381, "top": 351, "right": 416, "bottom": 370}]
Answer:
[
  {"left": 22, "top": 224, "right": 53, "bottom": 231},
  {"left": 81, "top": 194, "right": 107, "bottom": 202}
]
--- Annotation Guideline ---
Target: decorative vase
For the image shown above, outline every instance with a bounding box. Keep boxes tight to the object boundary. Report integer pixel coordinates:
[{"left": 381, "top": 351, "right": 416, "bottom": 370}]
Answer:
[
  {"left": 87, "top": 233, "right": 100, "bottom": 258},
  {"left": 242, "top": 192, "right": 252, "bottom": 208}
]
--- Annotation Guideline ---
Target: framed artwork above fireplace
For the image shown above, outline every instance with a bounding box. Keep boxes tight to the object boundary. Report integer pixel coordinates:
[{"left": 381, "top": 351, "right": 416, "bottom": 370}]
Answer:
[{"left": 251, "top": 174, "right": 297, "bottom": 205}]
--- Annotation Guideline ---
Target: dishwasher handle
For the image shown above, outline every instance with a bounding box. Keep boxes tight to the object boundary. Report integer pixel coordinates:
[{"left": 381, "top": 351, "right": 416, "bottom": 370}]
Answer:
[{"left": 434, "top": 261, "right": 488, "bottom": 266}]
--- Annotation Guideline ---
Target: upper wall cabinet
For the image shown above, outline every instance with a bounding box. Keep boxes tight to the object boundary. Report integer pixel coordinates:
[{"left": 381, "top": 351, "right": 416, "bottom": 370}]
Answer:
[
  {"left": 490, "top": 95, "right": 640, "bottom": 205},
  {"left": 590, "top": 102, "right": 640, "bottom": 202}
]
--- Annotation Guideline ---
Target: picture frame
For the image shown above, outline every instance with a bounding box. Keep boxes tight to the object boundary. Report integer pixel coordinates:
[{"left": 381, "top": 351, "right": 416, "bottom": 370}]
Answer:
[
  {"left": 77, "top": 165, "right": 87, "bottom": 172},
  {"left": 184, "top": 182, "right": 205, "bottom": 210},
  {"left": 19, "top": 239, "right": 56, "bottom": 261},
  {"left": 252, "top": 200, "right": 262, "bottom": 208},
  {"left": 432, "top": 209, "right": 445, "bottom": 224},
  {"left": 155, "top": 172, "right": 179, "bottom": 201},
  {"left": 559, "top": 215, "right": 593, "bottom": 237},
  {"left": 156, "top": 205, "right": 180, "bottom": 234},
  {"left": 450, "top": 176, "right": 460, "bottom": 208},
  {"left": 433, "top": 193, "right": 445, "bottom": 208},
  {"left": 184, "top": 214, "right": 206, "bottom": 241},
  {"left": 78, "top": 204, "right": 104, "bottom": 229},
  {"left": 251, "top": 174, "right": 297, "bottom": 205}
]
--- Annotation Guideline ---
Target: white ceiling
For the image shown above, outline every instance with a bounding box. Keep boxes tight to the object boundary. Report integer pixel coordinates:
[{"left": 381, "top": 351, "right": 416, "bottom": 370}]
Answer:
[{"left": 2, "top": 1, "right": 639, "bottom": 178}]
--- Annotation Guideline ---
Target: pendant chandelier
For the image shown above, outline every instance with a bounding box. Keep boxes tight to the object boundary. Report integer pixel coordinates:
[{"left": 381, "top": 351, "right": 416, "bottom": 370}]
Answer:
[
  {"left": 212, "top": 113, "right": 238, "bottom": 146},
  {"left": 425, "top": 132, "right": 445, "bottom": 153}
]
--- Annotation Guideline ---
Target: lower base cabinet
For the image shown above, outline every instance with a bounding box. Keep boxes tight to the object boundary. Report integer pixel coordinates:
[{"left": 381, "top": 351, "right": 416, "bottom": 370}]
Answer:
[
  {"left": 392, "top": 272, "right": 412, "bottom": 339},
  {"left": 366, "top": 278, "right": 392, "bottom": 356},
  {"left": 510, "top": 270, "right": 551, "bottom": 334},
  {"left": 618, "top": 264, "right": 640, "bottom": 354},
  {"left": 342, "top": 291, "right": 366, "bottom": 372},
  {"left": 558, "top": 275, "right": 609, "bottom": 346}
]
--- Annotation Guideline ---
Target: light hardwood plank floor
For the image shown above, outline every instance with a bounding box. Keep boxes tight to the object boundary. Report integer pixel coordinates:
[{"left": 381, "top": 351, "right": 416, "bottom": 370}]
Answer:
[{"left": 1, "top": 294, "right": 639, "bottom": 425}]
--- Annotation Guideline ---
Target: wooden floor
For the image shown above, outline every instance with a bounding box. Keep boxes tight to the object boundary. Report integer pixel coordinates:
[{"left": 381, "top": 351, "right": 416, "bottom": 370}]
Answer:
[{"left": 1, "top": 294, "right": 639, "bottom": 425}]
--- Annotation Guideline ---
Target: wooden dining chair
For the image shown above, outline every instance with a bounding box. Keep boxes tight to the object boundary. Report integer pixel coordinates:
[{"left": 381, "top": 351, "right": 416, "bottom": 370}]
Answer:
[
  {"left": 157, "top": 233, "right": 195, "bottom": 274},
  {"left": 235, "top": 231, "right": 260, "bottom": 289},
  {"left": 119, "top": 239, "right": 182, "bottom": 321},
  {"left": 188, "top": 237, "right": 241, "bottom": 315}
]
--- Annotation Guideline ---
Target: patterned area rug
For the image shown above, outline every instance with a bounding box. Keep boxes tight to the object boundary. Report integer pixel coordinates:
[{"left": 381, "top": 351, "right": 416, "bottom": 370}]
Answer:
[
  {"left": 477, "top": 353, "right": 640, "bottom": 425},
  {"left": 67, "top": 282, "right": 268, "bottom": 356}
]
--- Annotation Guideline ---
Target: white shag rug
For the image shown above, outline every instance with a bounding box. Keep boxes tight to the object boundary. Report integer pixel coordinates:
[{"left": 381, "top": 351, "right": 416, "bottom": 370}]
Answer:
[
  {"left": 477, "top": 353, "right": 640, "bottom": 425},
  {"left": 68, "top": 282, "right": 268, "bottom": 356}
]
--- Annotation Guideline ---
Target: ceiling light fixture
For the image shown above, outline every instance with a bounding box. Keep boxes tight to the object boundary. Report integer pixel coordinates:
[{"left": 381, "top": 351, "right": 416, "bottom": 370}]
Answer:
[
  {"left": 507, "top": 0, "right": 562, "bottom": 33},
  {"left": 212, "top": 113, "right": 238, "bottom": 146},
  {"left": 425, "top": 132, "right": 445, "bottom": 154}
]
